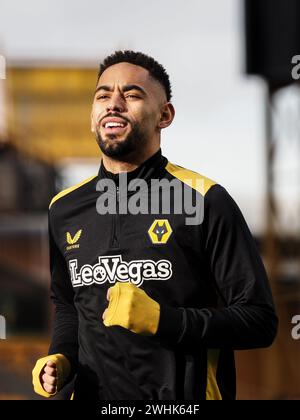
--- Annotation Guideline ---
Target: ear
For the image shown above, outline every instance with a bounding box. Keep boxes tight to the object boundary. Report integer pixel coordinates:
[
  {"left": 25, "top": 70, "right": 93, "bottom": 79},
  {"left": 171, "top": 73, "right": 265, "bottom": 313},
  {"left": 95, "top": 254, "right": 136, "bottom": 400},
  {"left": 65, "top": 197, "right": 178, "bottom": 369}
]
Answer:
[{"left": 158, "top": 102, "right": 175, "bottom": 129}]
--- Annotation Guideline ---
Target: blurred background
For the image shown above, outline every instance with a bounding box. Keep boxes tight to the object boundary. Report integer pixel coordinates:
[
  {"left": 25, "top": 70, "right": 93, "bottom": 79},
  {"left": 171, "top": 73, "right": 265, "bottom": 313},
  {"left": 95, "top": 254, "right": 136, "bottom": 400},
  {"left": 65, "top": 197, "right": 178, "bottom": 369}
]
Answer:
[{"left": 0, "top": 0, "right": 299, "bottom": 400}]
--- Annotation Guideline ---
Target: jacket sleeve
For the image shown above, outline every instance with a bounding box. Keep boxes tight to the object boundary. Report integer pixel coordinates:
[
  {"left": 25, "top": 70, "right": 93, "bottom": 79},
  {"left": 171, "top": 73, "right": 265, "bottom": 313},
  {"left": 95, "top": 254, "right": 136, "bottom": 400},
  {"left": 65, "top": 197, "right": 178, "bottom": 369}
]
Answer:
[
  {"left": 47, "top": 211, "right": 79, "bottom": 377},
  {"left": 156, "top": 184, "right": 278, "bottom": 350}
]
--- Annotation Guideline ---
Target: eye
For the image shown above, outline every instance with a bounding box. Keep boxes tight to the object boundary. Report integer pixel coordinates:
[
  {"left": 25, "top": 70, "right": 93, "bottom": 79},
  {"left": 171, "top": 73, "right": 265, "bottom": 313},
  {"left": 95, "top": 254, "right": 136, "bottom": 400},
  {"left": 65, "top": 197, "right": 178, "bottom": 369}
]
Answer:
[
  {"left": 96, "top": 95, "right": 109, "bottom": 100},
  {"left": 125, "top": 94, "right": 140, "bottom": 99}
]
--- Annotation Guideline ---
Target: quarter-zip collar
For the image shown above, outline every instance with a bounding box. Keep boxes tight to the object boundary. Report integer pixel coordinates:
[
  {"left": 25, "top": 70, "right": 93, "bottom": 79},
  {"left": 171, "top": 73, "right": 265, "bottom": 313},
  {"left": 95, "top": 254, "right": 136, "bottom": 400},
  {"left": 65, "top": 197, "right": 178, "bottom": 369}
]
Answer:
[{"left": 98, "top": 148, "right": 168, "bottom": 188}]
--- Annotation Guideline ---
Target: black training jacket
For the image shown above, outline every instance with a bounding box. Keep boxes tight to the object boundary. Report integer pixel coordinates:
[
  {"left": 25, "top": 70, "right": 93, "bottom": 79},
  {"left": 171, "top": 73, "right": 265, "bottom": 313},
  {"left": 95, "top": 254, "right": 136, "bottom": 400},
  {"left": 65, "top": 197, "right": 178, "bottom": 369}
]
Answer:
[{"left": 47, "top": 148, "right": 278, "bottom": 400}]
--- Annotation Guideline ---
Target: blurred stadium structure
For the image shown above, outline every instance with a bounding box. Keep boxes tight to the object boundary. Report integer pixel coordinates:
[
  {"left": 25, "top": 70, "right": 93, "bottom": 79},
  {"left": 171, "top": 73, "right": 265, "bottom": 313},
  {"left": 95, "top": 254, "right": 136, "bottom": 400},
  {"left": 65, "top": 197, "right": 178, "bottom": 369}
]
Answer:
[
  {"left": 0, "top": 67, "right": 100, "bottom": 399},
  {"left": 0, "top": 0, "right": 299, "bottom": 400},
  {"left": 242, "top": 0, "right": 300, "bottom": 399}
]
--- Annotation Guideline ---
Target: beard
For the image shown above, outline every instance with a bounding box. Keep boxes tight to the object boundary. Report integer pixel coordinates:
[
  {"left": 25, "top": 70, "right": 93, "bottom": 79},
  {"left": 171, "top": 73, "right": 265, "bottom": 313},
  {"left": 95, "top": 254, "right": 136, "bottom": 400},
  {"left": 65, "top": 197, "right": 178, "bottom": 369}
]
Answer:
[{"left": 95, "top": 122, "right": 148, "bottom": 160}]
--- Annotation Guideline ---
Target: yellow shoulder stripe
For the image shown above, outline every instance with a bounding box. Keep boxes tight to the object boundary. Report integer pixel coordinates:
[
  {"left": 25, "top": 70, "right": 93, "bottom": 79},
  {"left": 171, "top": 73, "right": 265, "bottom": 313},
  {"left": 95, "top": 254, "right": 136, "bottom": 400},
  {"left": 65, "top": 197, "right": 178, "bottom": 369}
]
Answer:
[
  {"left": 49, "top": 175, "right": 97, "bottom": 209},
  {"left": 165, "top": 162, "right": 216, "bottom": 196}
]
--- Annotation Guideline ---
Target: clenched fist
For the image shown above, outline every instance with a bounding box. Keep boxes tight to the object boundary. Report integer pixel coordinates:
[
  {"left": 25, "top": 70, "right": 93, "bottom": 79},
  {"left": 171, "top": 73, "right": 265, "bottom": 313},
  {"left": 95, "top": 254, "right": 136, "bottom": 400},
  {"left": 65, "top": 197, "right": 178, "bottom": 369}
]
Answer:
[
  {"left": 102, "top": 282, "right": 160, "bottom": 335},
  {"left": 40, "top": 360, "right": 58, "bottom": 394},
  {"left": 32, "top": 354, "right": 70, "bottom": 398}
]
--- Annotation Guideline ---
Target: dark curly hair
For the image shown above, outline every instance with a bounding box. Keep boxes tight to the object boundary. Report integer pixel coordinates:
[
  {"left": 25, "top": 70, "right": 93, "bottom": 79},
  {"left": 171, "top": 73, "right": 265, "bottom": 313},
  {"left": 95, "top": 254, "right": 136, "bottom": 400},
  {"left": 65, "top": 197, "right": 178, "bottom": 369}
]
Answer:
[{"left": 97, "top": 50, "right": 172, "bottom": 101}]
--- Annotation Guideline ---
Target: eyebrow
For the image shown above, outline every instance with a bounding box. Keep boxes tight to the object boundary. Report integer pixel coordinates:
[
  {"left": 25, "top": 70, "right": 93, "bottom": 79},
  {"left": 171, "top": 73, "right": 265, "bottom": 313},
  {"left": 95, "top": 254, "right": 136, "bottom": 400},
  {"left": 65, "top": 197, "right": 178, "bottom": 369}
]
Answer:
[{"left": 94, "top": 84, "right": 146, "bottom": 96}]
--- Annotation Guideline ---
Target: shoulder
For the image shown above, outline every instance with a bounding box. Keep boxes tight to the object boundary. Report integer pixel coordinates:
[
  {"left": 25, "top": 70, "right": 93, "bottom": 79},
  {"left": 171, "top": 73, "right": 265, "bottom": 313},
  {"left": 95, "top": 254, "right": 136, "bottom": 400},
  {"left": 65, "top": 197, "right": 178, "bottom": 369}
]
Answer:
[
  {"left": 165, "top": 161, "right": 217, "bottom": 196},
  {"left": 49, "top": 175, "right": 97, "bottom": 210},
  {"left": 165, "top": 161, "right": 245, "bottom": 224},
  {"left": 202, "top": 183, "right": 248, "bottom": 230}
]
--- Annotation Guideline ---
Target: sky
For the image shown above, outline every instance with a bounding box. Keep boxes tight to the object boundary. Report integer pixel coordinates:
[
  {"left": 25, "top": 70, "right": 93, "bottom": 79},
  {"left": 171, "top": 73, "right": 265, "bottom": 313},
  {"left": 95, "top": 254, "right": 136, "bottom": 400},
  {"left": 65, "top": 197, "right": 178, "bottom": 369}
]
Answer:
[{"left": 0, "top": 0, "right": 283, "bottom": 233}]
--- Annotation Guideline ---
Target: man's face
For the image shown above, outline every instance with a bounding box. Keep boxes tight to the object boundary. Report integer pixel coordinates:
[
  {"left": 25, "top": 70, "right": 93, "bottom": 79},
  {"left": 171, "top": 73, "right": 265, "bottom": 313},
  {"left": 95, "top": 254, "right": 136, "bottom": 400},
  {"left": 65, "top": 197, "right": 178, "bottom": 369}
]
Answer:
[{"left": 91, "top": 62, "right": 167, "bottom": 159}]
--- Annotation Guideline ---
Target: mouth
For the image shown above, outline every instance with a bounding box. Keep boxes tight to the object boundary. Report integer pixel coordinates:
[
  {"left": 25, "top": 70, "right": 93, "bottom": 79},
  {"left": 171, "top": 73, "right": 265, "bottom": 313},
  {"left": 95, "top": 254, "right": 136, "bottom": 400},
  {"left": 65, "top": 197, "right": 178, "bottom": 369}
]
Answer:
[{"left": 101, "top": 117, "right": 129, "bottom": 135}]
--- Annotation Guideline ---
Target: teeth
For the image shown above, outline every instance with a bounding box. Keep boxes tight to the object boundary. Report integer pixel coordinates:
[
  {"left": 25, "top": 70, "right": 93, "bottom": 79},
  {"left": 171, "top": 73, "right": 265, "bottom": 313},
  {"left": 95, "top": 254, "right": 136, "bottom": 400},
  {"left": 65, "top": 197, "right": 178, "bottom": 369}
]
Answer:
[{"left": 105, "top": 122, "right": 126, "bottom": 128}]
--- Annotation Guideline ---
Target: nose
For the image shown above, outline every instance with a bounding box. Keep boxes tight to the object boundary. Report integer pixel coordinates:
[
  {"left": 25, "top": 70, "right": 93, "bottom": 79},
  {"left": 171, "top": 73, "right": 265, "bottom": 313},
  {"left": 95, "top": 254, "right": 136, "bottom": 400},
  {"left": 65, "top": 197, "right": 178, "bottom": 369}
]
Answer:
[{"left": 106, "top": 93, "right": 126, "bottom": 113}]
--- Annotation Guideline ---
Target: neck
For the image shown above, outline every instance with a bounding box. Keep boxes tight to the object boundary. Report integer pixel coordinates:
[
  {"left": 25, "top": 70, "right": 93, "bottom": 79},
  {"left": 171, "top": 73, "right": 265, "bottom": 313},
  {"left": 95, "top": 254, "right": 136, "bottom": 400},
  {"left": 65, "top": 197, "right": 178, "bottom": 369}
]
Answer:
[{"left": 101, "top": 143, "right": 160, "bottom": 174}]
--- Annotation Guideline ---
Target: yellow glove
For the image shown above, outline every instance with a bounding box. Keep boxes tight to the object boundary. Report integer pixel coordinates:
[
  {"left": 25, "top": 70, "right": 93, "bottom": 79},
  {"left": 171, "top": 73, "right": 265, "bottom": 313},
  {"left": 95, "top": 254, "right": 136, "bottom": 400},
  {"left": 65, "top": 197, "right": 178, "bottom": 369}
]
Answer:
[
  {"left": 103, "top": 282, "right": 160, "bottom": 335},
  {"left": 32, "top": 353, "right": 70, "bottom": 398}
]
